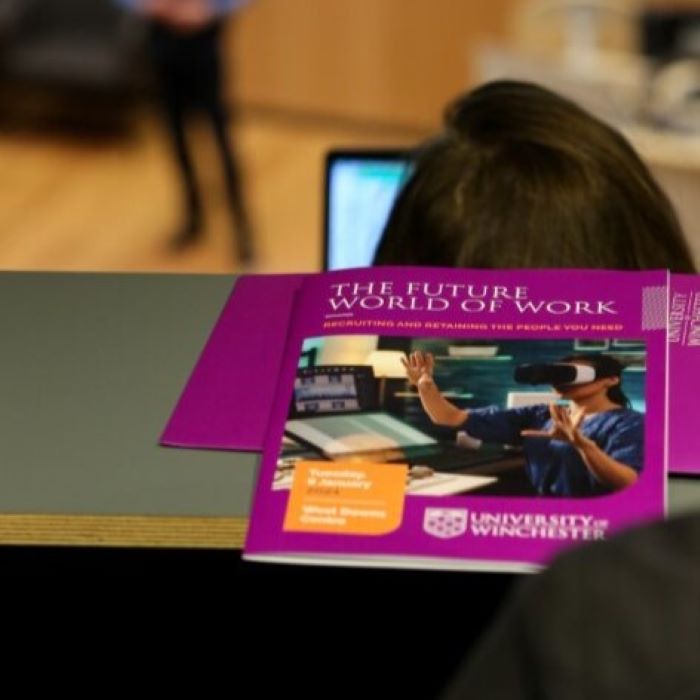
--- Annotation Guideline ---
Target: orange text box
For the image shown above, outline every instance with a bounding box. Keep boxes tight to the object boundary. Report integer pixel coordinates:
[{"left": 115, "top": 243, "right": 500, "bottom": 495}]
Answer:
[{"left": 283, "top": 461, "right": 407, "bottom": 535}]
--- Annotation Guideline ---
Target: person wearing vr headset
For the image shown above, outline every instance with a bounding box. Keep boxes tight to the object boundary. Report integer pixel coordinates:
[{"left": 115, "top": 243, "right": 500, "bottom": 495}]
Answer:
[{"left": 403, "top": 351, "right": 641, "bottom": 498}]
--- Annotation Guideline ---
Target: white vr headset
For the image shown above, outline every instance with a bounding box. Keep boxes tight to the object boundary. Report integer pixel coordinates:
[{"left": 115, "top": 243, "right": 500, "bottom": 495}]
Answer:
[{"left": 514, "top": 363, "right": 599, "bottom": 386}]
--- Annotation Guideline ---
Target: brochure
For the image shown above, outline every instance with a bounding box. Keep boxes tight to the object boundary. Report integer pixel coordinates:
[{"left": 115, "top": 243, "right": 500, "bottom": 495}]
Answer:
[{"left": 164, "top": 266, "right": 668, "bottom": 571}]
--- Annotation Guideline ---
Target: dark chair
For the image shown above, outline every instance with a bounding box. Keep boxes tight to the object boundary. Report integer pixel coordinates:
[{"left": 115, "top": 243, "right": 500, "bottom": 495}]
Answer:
[{"left": 0, "top": 0, "right": 147, "bottom": 127}]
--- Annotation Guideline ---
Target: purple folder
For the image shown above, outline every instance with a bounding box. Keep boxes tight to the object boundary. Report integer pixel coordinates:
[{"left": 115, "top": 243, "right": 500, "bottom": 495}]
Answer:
[
  {"left": 161, "top": 274, "right": 303, "bottom": 452},
  {"left": 668, "top": 274, "right": 700, "bottom": 474}
]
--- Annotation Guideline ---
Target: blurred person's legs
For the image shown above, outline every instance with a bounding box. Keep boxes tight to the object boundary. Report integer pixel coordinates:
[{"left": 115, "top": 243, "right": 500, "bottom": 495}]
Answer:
[
  {"left": 147, "top": 19, "right": 253, "bottom": 260},
  {"left": 198, "top": 20, "right": 253, "bottom": 261},
  {"left": 148, "top": 21, "right": 203, "bottom": 245}
]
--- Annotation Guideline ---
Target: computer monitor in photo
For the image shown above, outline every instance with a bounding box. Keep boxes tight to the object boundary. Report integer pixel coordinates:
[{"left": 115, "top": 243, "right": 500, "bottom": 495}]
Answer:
[
  {"left": 290, "top": 365, "right": 378, "bottom": 418},
  {"left": 324, "top": 149, "right": 412, "bottom": 270}
]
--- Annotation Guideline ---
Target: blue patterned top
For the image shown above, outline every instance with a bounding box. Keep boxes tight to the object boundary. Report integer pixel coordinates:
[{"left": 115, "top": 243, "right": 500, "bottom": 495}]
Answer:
[{"left": 465, "top": 404, "right": 644, "bottom": 497}]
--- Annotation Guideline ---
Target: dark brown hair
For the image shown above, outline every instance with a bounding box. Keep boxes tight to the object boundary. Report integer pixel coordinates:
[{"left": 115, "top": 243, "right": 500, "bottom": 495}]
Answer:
[{"left": 374, "top": 81, "right": 696, "bottom": 272}]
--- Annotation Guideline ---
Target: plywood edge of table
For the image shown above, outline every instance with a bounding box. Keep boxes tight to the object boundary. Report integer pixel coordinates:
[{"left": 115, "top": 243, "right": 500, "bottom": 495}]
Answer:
[{"left": 0, "top": 514, "right": 249, "bottom": 549}]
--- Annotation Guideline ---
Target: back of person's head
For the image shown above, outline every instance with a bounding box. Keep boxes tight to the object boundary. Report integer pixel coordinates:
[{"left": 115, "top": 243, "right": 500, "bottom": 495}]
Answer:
[{"left": 373, "top": 80, "right": 696, "bottom": 272}]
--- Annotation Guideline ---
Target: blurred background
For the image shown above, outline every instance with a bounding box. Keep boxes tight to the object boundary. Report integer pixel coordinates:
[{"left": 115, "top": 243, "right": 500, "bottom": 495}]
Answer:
[{"left": 0, "top": 0, "right": 698, "bottom": 275}]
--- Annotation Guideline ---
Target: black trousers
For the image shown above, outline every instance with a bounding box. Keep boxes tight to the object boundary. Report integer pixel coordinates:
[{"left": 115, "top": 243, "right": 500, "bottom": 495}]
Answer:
[{"left": 148, "top": 20, "right": 251, "bottom": 252}]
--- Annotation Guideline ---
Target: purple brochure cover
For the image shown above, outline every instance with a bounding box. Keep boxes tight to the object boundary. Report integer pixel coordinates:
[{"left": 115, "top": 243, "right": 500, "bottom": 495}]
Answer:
[
  {"left": 669, "top": 274, "right": 700, "bottom": 475},
  {"left": 244, "top": 267, "right": 668, "bottom": 571},
  {"left": 161, "top": 274, "right": 304, "bottom": 451}
]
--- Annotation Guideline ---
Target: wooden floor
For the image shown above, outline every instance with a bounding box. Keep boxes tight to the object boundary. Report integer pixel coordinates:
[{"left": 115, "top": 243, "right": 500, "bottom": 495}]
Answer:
[
  {"left": 2, "top": 107, "right": 699, "bottom": 275},
  {"left": 0, "top": 107, "right": 425, "bottom": 275}
]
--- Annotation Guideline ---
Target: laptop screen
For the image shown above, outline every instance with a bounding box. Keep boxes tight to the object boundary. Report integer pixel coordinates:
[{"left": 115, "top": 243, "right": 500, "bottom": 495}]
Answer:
[
  {"left": 285, "top": 411, "right": 437, "bottom": 457},
  {"left": 324, "top": 150, "right": 412, "bottom": 270}
]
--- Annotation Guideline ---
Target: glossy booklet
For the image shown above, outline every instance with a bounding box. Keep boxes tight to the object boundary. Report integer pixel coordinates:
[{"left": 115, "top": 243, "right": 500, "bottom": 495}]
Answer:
[{"left": 164, "top": 266, "right": 669, "bottom": 571}]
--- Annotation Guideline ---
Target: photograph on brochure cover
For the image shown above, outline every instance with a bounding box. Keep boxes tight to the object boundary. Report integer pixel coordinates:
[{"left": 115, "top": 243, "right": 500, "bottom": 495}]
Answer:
[{"left": 274, "top": 335, "right": 647, "bottom": 504}]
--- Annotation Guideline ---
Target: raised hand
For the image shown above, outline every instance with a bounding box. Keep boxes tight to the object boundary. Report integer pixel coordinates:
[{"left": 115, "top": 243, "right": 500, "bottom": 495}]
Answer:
[
  {"left": 401, "top": 351, "right": 435, "bottom": 388},
  {"left": 521, "top": 403, "right": 587, "bottom": 447},
  {"left": 403, "top": 351, "right": 468, "bottom": 427}
]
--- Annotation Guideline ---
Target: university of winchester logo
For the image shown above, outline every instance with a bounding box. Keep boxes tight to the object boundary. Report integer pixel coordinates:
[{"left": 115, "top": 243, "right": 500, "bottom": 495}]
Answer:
[{"left": 423, "top": 508, "right": 468, "bottom": 539}]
